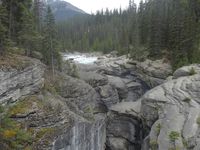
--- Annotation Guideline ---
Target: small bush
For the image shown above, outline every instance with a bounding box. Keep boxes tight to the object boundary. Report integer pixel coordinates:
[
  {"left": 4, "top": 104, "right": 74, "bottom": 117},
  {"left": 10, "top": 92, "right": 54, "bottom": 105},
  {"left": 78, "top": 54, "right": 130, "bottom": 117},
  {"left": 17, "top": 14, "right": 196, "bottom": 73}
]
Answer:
[
  {"left": 63, "top": 61, "right": 79, "bottom": 78},
  {"left": 36, "top": 128, "right": 55, "bottom": 140},
  {"left": 44, "top": 80, "right": 57, "bottom": 95},
  {"left": 196, "top": 117, "right": 200, "bottom": 126},
  {"left": 182, "top": 138, "right": 188, "bottom": 148},
  {"left": 183, "top": 98, "right": 191, "bottom": 103},
  {"left": 169, "top": 131, "right": 180, "bottom": 142},
  {"left": 189, "top": 67, "right": 196, "bottom": 76},
  {"left": 0, "top": 105, "right": 4, "bottom": 113},
  {"left": 156, "top": 123, "right": 161, "bottom": 134},
  {"left": 84, "top": 105, "right": 93, "bottom": 114},
  {"left": 0, "top": 54, "right": 31, "bottom": 70},
  {"left": 150, "top": 140, "right": 158, "bottom": 150},
  {"left": 130, "top": 46, "right": 149, "bottom": 62},
  {"left": 3, "top": 129, "right": 17, "bottom": 138},
  {"left": 0, "top": 116, "right": 33, "bottom": 149}
]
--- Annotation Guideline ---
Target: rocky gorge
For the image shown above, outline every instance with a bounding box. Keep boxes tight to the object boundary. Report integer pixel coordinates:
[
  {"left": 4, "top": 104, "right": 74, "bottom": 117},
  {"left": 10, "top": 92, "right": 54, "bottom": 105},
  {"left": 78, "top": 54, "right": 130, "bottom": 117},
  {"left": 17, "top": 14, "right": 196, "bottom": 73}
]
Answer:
[{"left": 0, "top": 53, "right": 200, "bottom": 150}]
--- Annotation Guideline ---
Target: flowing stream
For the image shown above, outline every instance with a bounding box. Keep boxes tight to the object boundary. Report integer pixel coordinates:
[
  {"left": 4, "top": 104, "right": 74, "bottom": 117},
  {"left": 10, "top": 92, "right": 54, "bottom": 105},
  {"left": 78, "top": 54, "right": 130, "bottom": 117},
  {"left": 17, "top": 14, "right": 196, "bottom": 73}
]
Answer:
[{"left": 63, "top": 53, "right": 98, "bottom": 64}]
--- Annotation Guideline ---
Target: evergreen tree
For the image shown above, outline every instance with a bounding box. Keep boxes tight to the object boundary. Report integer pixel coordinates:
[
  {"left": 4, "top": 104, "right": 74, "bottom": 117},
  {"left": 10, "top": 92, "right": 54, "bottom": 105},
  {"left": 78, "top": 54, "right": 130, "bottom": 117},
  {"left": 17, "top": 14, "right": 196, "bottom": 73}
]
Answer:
[
  {"left": 0, "top": 3, "right": 8, "bottom": 55},
  {"left": 43, "top": 6, "right": 61, "bottom": 74},
  {"left": 17, "top": 0, "right": 41, "bottom": 56}
]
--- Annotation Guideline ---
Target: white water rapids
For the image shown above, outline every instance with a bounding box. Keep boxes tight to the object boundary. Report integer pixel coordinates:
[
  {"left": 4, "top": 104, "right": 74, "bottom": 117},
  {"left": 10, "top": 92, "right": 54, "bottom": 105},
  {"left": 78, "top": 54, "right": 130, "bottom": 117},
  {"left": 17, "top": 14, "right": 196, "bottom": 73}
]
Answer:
[{"left": 63, "top": 53, "right": 98, "bottom": 64}]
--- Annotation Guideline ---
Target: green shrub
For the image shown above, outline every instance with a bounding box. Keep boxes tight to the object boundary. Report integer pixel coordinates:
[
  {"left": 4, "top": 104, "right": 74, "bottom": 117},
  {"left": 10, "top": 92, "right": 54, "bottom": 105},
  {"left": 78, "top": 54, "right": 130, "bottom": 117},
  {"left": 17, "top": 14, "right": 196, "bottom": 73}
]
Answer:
[
  {"left": 0, "top": 105, "right": 4, "bottom": 113},
  {"left": 0, "top": 116, "right": 33, "bottom": 149},
  {"left": 130, "top": 46, "right": 149, "bottom": 61},
  {"left": 182, "top": 138, "right": 188, "bottom": 148},
  {"left": 84, "top": 105, "right": 93, "bottom": 114},
  {"left": 150, "top": 140, "right": 158, "bottom": 150},
  {"left": 156, "top": 123, "right": 161, "bottom": 134},
  {"left": 36, "top": 127, "right": 55, "bottom": 141},
  {"left": 63, "top": 61, "right": 79, "bottom": 78},
  {"left": 189, "top": 67, "right": 196, "bottom": 76},
  {"left": 196, "top": 117, "right": 200, "bottom": 126},
  {"left": 7, "top": 96, "right": 39, "bottom": 117},
  {"left": 183, "top": 98, "right": 191, "bottom": 103},
  {"left": 71, "top": 63, "right": 79, "bottom": 78},
  {"left": 169, "top": 131, "right": 180, "bottom": 142}
]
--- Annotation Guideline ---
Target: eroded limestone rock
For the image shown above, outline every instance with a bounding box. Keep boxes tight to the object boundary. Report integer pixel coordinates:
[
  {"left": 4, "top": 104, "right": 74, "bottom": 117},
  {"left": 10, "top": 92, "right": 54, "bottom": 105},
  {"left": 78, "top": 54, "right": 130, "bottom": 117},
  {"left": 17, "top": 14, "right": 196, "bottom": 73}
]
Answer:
[
  {"left": 0, "top": 58, "right": 45, "bottom": 104},
  {"left": 141, "top": 66, "right": 200, "bottom": 150}
]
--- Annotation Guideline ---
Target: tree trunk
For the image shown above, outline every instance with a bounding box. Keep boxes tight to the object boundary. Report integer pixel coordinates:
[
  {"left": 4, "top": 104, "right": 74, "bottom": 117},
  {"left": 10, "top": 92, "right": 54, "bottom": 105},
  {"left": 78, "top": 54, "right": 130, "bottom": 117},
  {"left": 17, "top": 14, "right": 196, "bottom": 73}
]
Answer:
[
  {"left": 50, "top": 37, "right": 55, "bottom": 77},
  {"left": 8, "top": 0, "right": 12, "bottom": 39}
]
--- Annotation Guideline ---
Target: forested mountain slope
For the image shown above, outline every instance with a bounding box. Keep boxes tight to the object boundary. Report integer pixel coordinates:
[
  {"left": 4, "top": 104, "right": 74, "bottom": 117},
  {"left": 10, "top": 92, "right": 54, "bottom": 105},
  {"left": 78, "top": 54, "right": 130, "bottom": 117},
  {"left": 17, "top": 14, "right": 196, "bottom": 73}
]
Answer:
[
  {"left": 1, "top": 0, "right": 200, "bottom": 150},
  {"left": 49, "top": 0, "right": 87, "bottom": 22},
  {"left": 56, "top": 0, "right": 200, "bottom": 70}
]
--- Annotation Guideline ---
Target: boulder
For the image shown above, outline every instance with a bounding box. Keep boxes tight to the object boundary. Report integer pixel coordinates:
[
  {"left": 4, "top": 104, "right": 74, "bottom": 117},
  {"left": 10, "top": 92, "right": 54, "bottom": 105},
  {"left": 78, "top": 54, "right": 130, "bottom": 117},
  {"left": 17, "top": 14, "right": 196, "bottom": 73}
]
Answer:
[
  {"left": 97, "top": 84, "right": 120, "bottom": 109},
  {"left": 79, "top": 71, "right": 108, "bottom": 87},
  {"left": 107, "top": 75, "right": 128, "bottom": 100},
  {"left": 173, "top": 64, "right": 200, "bottom": 79},
  {"left": 136, "top": 59, "right": 172, "bottom": 79},
  {"left": 126, "top": 81, "right": 144, "bottom": 102},
  {"left": 95, "top": 55, "right": 129, "bottom": 76},
  {"left": 133, "top": 59, "right": 172, "bottom": 87},
  {"left": 106, "top": 103, "right": 142, "bottom": 150},
  {"left": 110, "top": 101, "right": 141, "bottom": 118},
  {"left": 141, "top": 72, "right": 200, "bottom": 150},
  {"left": 106, "top": 137, "right": 129, "bottom": 150},
  {"left": 55, "top": 74, "right": 100, "bottom": 112}
]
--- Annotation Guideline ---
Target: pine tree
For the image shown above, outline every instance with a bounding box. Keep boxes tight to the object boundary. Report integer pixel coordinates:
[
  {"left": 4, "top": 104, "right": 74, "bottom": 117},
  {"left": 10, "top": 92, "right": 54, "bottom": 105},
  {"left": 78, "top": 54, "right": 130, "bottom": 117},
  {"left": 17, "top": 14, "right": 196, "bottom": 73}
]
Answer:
[
  {"left": 0, "top": 3, "right": 8, "bottom": 55},
  {"left": 17, "top": 0, "right": 40, "bottom": 56},
  {"left": 33, "top": 0, "right": 45, "bottom": 32},
  {"left": 43, "top": 6, "right": 60, "bottom": 74}
]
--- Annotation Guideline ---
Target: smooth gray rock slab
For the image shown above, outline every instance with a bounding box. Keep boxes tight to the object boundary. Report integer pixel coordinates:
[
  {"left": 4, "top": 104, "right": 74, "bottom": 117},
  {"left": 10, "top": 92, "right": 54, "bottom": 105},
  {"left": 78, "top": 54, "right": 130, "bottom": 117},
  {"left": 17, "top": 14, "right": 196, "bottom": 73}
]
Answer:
[
  {"left": 107, "top": 75, "right": 128, "bottom": 100},
  {"left": 56, "top": 74, "right": 100, "bottom": 111},
  {"left": 97, "top": 84, "right": 119, "bottom": 109},
  {"left": 0, "top": 58, "right": 45, "bottom": 104},
  {"left": 173, "top": 64, "right": 200, "bottom": 79},
  {"left": 79, "top": 71, "right": 108, "bottom": 87},
  {"left": 141, "top": 73, "right": 200, "bottom": 150}
]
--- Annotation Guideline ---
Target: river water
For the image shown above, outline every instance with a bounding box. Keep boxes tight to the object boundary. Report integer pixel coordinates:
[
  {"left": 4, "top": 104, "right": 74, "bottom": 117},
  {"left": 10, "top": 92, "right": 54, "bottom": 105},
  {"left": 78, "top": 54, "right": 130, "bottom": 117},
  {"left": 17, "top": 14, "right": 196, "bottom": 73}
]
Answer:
[{"left": 63, "top": 53, "right": 98, "bottom": 64}]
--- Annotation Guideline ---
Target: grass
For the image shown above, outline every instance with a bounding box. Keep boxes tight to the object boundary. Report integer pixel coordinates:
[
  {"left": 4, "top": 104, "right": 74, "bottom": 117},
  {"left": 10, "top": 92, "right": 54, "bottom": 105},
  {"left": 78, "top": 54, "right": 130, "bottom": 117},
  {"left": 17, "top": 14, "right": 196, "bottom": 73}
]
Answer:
[
  {"left": 0, "top": 95, "right": 57, "bottom": 149},
  {"left": 35, "top": 127, "right": 55, "bottom": 141},
  {"left": 43, "top": 70, "right": 65, "bottom": 95},
  {"left": 0, "top": 54, "right": 31, "bottom": 70},
  {"left": 0, "top": 116, "right": 33, "bottom": 149},
  {"left": 7, "top": 96, "right": 40, "bottom": 117}
]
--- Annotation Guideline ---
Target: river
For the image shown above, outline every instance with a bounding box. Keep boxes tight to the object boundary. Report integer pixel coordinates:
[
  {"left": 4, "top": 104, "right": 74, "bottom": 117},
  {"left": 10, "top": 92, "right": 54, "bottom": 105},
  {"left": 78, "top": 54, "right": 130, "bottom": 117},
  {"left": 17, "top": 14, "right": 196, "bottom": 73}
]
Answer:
[{"left": 63, "top": 53, "right": 98, "bottom": 64}]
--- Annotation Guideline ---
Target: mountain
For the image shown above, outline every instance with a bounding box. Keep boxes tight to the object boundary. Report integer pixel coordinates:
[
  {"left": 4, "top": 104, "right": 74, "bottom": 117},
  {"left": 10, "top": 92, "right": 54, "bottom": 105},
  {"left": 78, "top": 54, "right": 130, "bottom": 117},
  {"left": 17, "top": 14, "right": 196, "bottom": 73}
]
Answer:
[{"left": 48, "top": 0, "right": 87, "bottom": 22}]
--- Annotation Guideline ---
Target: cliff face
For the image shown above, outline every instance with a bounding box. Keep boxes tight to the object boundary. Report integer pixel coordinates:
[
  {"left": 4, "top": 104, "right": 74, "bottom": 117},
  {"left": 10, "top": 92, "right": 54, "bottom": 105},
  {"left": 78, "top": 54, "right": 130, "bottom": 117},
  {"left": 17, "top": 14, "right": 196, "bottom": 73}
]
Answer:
[
  {"left": 141, "top": 65, "right": 200, "bottom": 150},
  {"left": 1, "top": 54, "right": 200, "bottom": 150},
  {"left": 0, "top": 57, "right": 45, "bottom": 105}
]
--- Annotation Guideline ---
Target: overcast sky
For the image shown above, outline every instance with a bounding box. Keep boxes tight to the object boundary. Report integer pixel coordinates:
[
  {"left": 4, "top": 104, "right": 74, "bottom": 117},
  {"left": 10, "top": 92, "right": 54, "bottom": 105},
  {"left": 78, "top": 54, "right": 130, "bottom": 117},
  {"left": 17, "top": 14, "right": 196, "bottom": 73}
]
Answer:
[{"left": 65, "top": 0, "right": 141, "bottom": 14}]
